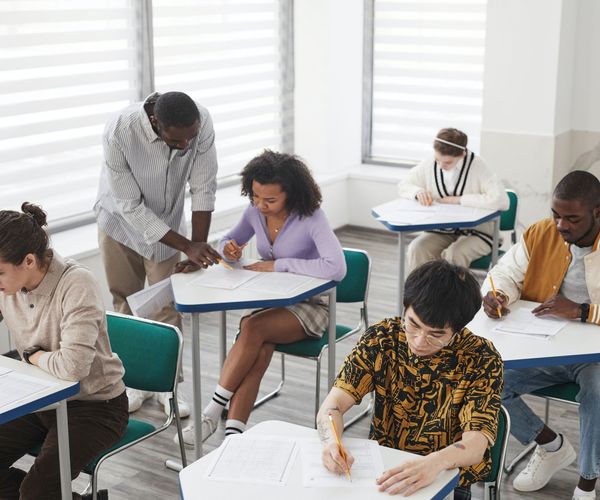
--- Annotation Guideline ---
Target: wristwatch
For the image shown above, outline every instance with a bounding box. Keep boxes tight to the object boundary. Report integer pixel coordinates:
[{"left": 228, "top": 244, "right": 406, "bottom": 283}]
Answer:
[
  {"left": 22, "top": 345, "right": 43, "bottom": 364},
  {"left": 580, "top": 303, "right": 590, "bottom": 323}
]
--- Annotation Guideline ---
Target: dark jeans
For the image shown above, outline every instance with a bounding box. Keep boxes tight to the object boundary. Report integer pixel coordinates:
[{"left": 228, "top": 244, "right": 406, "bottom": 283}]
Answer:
[
  {"left": 454, "top": 485, "right": 471, "bottom": 500},
  {"left": 0, "top": 391, "right": 128, "bottom": 500}
]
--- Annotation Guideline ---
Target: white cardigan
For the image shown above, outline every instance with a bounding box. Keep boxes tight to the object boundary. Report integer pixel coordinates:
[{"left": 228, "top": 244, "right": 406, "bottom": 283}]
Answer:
[{"left": 398, "top": 153, "right": 509, "bottom": 240}]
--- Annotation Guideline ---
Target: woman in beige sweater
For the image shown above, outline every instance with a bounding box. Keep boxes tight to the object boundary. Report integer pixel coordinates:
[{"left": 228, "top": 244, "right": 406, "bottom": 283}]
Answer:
[{"left": 0, "top": 203, "right": 127, "bottom": 500}]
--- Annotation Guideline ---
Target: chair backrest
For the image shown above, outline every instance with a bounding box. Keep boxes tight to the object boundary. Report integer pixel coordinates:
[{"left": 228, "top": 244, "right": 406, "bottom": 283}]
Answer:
[
  {"left": 106, "top": 312, "right": 182, "bottom": 393},
  {"left": 336, "top": 248, "right": 371, "bottom": 304},
  {"left": 486, "top": 405, "right": 510, "bottom": 483},
  {"left": 500, "top": 189, "right": 518, "bottom": 232}
]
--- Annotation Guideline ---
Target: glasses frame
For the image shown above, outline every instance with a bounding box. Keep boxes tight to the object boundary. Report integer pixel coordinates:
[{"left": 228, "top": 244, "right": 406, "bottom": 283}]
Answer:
[{"left": 401, "top": 317, "right": 457, "bottom": 349}]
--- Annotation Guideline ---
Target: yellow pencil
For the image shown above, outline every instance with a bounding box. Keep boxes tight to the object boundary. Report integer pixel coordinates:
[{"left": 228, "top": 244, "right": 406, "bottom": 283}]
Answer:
[
  {"left": 328, "top": 413, "right": 351, "bottom": 481},
  {"left": 489, "top": 275, "right": 502, "bottom": 318},
  {"left": 217, "top": 257, "right": 234, "bottom": 270}
]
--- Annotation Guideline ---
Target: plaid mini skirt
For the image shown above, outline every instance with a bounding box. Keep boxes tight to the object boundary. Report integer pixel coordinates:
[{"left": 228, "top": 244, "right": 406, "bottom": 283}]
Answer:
[{"left": 241, "top": 296, "right": 329, "bottom": 338}]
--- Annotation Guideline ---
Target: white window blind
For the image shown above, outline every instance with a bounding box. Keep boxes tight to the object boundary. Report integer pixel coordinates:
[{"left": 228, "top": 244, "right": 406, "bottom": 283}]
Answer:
[
  {"left": 0, "top": 0, "right": 139, "bottom": 223},
  {"left": 152, "top": 0, "right": 293, "bottom": 179},
  {"left": 368, "top": 0, "right": 487, "bottom": 163}
]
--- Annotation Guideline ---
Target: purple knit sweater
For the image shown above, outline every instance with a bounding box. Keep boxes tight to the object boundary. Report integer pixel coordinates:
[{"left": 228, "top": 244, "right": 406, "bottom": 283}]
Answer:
[{"left": 218, "top": 204, "right": 346, "bottom": 281}]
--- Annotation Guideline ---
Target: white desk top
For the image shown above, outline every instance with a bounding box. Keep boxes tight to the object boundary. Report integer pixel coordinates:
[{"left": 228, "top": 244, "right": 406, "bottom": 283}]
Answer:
[
  {"left": 0, "top": 355, "right": 79, "bottom": 425},
  {"left": 171, "top": 267, "right": 336, "bottom": 313},
  {"left": 372, "top": 199, "right": 500, "bottom": 232},
  {"left": 467, "top": 300, "right": 600, "bottom": 369},
  {"left": 179, "top": 420, "right": 458, "bottom": 500}
]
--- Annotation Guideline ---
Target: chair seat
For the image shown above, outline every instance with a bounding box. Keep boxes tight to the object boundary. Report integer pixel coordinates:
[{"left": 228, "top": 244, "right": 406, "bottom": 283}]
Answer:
[
  {"left": 82, "top": 419, "right": 156, "bottom": 474},
  {"left": 532, "top": 383, "right": 580, "bottom": 402},
  {"left": 470, "top": 250, "right": 506, "bottom": 270},
  {"left": 276, "top": 324, "right": 353, "bottom": 358}
]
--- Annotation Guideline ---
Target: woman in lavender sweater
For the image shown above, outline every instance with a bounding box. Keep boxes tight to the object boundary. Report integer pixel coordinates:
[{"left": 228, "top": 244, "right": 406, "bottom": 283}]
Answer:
[{"left": 178, "top": 150, "right": 346, "bottom": 446}]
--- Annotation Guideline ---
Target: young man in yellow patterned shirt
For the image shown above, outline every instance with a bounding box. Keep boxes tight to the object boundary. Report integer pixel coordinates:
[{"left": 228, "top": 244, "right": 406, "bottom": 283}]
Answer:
[{"left": 318, "top": 260, "right": 503, "bottom": 500}]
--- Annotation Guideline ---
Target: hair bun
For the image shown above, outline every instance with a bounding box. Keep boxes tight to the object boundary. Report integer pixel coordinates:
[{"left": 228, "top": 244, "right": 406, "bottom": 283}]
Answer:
[{"left": 21, "top": 202, "right": 48, "bottom": 227}]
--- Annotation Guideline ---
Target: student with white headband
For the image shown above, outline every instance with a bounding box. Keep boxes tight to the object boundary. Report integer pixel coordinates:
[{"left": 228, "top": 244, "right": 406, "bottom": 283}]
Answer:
[{"left": 398, "top": 128, "right": 509, "bottom": 273}]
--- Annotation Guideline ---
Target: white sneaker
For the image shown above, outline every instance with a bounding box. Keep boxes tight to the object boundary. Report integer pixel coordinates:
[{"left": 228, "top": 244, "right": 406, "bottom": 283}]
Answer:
[
  {"left": 126, "top": 388, "right": 153, "bottom": 413},
  {"left": 573, "top": 488, "right": 597, "bottom": 500},
  {"left": 156, "top": 392, "right": 191, "bottom": 419},
  {"left": 173, "top": 414, "right": 218, "bottom": 447},
  {"left": 513, "top": 434, "right": 577, "bottom": 492}
]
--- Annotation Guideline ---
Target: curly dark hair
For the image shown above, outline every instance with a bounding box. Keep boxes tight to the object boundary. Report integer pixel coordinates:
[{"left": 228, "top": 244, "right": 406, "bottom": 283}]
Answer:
[{"left": 240, "top": 150, "right": 322, "bottom": 216}]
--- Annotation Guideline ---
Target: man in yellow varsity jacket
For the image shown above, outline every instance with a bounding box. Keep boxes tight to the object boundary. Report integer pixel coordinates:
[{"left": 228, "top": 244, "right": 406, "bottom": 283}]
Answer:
[{"left": 482, "top": 170, "right": 600, "bottom": 500}]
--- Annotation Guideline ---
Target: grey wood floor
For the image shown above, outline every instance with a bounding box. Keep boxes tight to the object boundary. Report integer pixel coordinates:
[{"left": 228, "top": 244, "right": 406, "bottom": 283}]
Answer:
[{"left": 17, "top": 226, "right": 586, "bottom": 499}]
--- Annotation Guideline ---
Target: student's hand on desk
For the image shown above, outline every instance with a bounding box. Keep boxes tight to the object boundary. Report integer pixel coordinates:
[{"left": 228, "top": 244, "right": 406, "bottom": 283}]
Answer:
[
  {"left": 243, "top": 260, "right": 275, "bottom": 272},
  {"left": 532, "top": 295, "right": 581, "bottom": 320},
  {"left": 482, "top": 291, "right": 510, "bottom": 318},
  {"left": 174, "top": 259, "right": 200, "bottom": 273},
  {"left": 437, "top": 196, "right": 461, "bottom": 205},
  {"left": 376, "top": 455, "right": 441, "bottom": 496},
  {"left": 28, "top": 350, "right": 45, "bottom": 367},
  {"left": 321, "top": 442, "right": 355, "bottom": 476},
  {"left": 223, "top": 240, "right": 246, "bottom": 261},
  {"left": 184, "top": 242, "right": 221, "bottom": 269},
  {"left": 415, "top": 191, "right": 433, "bottom": 206}
]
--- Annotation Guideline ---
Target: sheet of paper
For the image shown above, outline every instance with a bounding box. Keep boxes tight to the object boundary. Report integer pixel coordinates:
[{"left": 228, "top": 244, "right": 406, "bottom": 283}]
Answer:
[
  {"left": 206, "top": 435, "right": 298, "bottom": 486},
  {"left": 240, "top": 271, "right": 316, "bottom": 295},
  {"left": 492, "top": 307, "right": 568, "bottom": 338},
  {"left": 375, "top": 199, "right": 487, "bottom": 225},
  {"left": 0, "top": 366, "right": 11, "bottom": 377},
  {"left": 189, "top": 266, "right": 260, "bottom": 290},
  {"left": 300, "top": 438, "right": 384, "bottom": 487},
  {"left": 0, "top": 370, "right": 56, "bottom": 409},
  {"left": 126, "top": 277, "right": 174, "bottom": 318}
]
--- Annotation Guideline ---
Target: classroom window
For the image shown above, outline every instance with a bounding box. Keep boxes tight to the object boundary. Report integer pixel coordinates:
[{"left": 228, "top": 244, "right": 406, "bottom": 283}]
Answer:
[
  {"left": 0, "top": 0, "right": 293, "bottom": 226},
  {"left": 364, "top": 0, "right": 488, "bottom": 165}
]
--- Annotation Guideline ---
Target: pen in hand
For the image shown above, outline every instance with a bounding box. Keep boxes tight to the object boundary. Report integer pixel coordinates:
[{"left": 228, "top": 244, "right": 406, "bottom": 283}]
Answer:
[
  {"left": 328, "top": 413, "right": 352, "bottom": 481},
  {"left": 489, "top": 275, "right": 502, "bottom": 318}
]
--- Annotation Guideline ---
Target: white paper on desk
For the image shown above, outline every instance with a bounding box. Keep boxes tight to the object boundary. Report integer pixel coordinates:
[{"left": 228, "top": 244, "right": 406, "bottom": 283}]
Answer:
[
  {"left": 189, "top": 266, "right": 260, "bottom": 290},
  {"left": 492, "top": 307, "right": 568, "bottom": 338},
  {"left": 300, "top": 437, "right": 384, "bottom": 487},
  {"left": 240, "top": 271, "right": 316, "bottom": 295},
  {"left": 205, "top": 434, "right": 298, "bottom": 486},
  {"left": 0, "top": 370, "right": 56, "bottom": 409},
  {"left": 126, "top": 278, "right": 174, "bottom": 318}
]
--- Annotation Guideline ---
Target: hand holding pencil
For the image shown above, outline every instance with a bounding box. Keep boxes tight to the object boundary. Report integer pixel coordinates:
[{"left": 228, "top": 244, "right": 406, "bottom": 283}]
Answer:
[
  {"left": 322, "top": 413, "right": 354, "bottom": 480},
  {"left": 483, "top": 276, "right": 510, "bottom": 319}
]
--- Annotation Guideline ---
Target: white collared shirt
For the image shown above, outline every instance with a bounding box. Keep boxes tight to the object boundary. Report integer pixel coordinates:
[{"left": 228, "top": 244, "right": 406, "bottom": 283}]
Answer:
[{"left": 94, "top": 93, "right": 218, "bottom": 261}]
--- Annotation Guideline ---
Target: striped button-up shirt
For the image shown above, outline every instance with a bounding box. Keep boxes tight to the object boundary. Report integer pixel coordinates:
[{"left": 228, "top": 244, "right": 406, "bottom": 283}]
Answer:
[{"left": 94, "top": 93, "right": 218, "bottom": 261}]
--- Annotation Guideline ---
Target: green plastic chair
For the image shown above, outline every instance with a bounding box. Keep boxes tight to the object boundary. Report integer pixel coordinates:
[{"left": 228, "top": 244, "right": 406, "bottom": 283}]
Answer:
[
  {"left": 83, "top": 312, "right": 186, "bottom": 499},
  {"left": 470, "top": 190, "right": 518, "bottom": 270},
  {"left": 505, "top": 383, "right": 579, "bottom": 474},
  {"left": 483, "top": 405, "right": 510, "bottom": 500},
  {"left": 253, "top": 248, "right": 373, "bottom": 426}
]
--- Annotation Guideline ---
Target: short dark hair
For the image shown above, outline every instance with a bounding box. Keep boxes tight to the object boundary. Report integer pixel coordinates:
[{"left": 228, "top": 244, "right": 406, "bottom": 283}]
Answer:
[
  {"left": 0, "top": 202, "right": 50, "bottom": 265},
  {"left": 240, "top": 150, "right": 322, "bottom": 217},
  {"left": 403, "top": 260, "right": 481, "bottom": 332},
  {"left": 433, "top": 128, "right": 468, "bottom": 157},
  {"left": 154, "top": 92, "right": 200, "bottom": 129},
  {"left": 554, "top": 170, "right": 600, "bottom": 209}
]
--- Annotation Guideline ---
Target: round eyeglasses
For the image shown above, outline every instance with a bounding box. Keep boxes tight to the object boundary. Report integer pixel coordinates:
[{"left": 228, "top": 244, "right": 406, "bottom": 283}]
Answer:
[{"left": 401, "top": 317, "right": 457, "bottom": 349}]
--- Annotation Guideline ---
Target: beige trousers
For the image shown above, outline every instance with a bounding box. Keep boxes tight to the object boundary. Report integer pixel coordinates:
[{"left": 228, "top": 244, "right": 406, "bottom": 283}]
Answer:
[
  {"left": 98, "top": 230, "right": 182, "bottom": 330},
  {"left": 406, "top": 231, "right": 490, "bottom": 275}
]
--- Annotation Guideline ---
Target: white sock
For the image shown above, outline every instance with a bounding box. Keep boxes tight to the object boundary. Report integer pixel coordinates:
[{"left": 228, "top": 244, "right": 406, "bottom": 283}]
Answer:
[
  {"left": 574, "top": 486, "right": 596, "bottom": 498},
  {"left": 225, "top": 419, "right": 246, "bottom": 436},
  {"left": 203, "top": 385, "right": 233, "bottom": 422},
  {"left": 541, "top": 433, "right": 562, "bottom": 453}
]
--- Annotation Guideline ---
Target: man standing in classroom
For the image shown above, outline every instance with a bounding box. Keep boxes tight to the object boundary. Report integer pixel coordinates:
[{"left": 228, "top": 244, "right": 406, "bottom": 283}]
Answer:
[{"left": 95, "top": 91, "right": 220, "bottom": 416}]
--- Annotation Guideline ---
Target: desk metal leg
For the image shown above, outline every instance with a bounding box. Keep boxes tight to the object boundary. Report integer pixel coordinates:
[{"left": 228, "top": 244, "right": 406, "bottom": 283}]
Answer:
[
  {"left": 327, "top": 287, "right": 337, "bottom": 389},
  {"left": 219, "top": 311, "right": 227, "bottom": 369},
  {"left": 491, "top": 217, "right": 500, "bottom": 266},
  {"left": 398, "top": 232, "right": 406, "bottom": 316},
  {"left": 56, "top": 400, "right": 72, "bottom": 500},
  {"left": 191, "top": 313, "right": 203, "bottom": 460}
]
